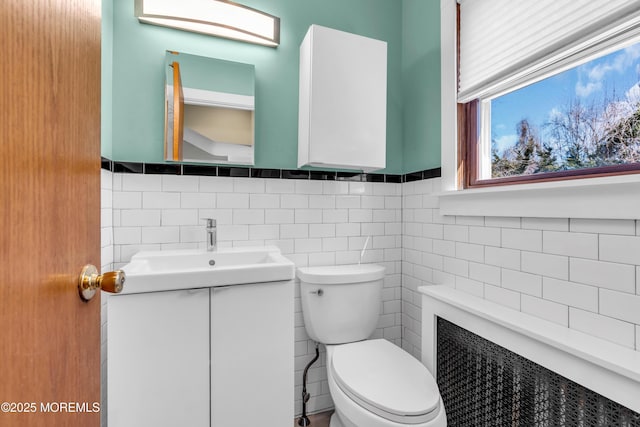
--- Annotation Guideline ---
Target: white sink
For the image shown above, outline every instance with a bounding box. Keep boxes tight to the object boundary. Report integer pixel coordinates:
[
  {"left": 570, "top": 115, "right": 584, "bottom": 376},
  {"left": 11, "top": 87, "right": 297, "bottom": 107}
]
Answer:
[{"left": 119, "top": 246, "right": 295, "bottom": 294}]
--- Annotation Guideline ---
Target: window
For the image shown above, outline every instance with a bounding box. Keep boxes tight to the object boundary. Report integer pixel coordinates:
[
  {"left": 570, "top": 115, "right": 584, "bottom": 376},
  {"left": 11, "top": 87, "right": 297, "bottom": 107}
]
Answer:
[
  {"left": 457, "top": 0, "right": 640, "bottom": 188},
  {"left": 485, "top": 40, "right": 640, "bottom": 181}
]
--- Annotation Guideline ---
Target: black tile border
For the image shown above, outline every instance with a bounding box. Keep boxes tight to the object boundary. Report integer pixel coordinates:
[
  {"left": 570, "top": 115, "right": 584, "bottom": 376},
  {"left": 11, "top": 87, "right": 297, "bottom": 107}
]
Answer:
[
  {"left": 112, "top": 161, "right": 143, "bottom": 174},
  {"left": 404, "top": 171, "right": 424, "bottom": 182},
  {"left": 251, "top": 168, "right": 281, "bottom": 179},
  {"left": 145, "top": 163, "right": 181, "bottom": 175},
  {"left": 183, "top": 165, "right": 218, "bottom": 176},
  {"left": 218, "top": 167, "right": 250, "bottom": 177},
  {"left": 365, "top": 174, "right": 385, "bottom": 183},
  {"left": 101, "top": 158, "right": 112, "bottom": 171},
  {"left": 310, "top": 171, "right": 336, "bottom": 181},
  {"left": 423, "top": 167, "right": 442, "bottom": 180},
  {"left": 101, "top": 157, "right": 440, "bottom": 183},
  {"left": 282, "top": 169, "right": 310, "bottom": 180},
  {"left": 336, "top": 172, "right": 363, "bottom": 181}
]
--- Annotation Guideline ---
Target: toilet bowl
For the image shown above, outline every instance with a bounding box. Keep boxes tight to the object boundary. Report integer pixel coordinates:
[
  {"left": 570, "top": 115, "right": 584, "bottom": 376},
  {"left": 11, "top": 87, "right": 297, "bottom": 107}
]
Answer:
[
  {"left": 297, "top": 264, "right": 447, "bottom": 427},
  {"left": 326, "top": 340, "right": 447, "bottom": 427}
]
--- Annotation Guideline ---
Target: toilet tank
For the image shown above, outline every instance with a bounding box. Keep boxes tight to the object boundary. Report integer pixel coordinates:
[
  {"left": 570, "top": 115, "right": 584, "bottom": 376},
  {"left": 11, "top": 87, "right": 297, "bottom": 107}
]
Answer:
[{"left": 297, "top": 264, "right": 385, "bottom": 345}]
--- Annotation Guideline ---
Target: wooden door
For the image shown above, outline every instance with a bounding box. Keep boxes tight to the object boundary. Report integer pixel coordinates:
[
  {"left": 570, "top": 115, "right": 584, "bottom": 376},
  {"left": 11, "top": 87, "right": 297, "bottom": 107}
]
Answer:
[{"left": 0, "top": 0, "right": 102, "bottom": 426}]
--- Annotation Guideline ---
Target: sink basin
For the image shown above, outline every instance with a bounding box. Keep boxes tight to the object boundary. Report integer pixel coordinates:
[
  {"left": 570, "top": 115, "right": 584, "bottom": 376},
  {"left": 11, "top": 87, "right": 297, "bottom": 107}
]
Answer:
[{"left": 119, "top": 246, "right": 295, "bottom": 294}]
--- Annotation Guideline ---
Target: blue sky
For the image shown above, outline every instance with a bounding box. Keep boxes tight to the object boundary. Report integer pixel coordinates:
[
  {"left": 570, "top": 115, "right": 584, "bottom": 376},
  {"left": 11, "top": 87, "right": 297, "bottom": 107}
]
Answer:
[{"left": 491, "top": 42, "right": 640, "bottom": 153}]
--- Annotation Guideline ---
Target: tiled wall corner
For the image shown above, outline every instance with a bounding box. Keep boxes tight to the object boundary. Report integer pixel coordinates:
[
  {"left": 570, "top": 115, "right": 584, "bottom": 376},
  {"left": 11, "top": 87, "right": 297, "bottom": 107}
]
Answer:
[
  {"left": 400, "top": 178, "right": 439, "bottom": 360},
  {"left": 401, "top": 177, "right": 640, "bottom": 360},
  {"left": 101, "top": 168, "right": 114, "bottom": 272},
  {"left": 100, "top": 168, "right": 113, "bottom": 427},
  {"left": 108, "top": 173, "right": 403, "bottom": 416}
]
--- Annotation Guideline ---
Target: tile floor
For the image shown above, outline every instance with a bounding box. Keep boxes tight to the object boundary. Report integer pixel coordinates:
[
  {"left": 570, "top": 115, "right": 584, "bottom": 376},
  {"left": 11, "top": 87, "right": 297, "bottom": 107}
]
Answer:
[{"left": 293, "top": 410, "right": 333, "bottom": 427}]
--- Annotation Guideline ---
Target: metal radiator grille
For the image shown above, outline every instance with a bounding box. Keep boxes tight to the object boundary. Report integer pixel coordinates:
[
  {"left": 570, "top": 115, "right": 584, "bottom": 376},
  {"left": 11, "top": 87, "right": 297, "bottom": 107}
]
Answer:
[{"left": 436, "top": 317, "right": 640, "bottom": 427}]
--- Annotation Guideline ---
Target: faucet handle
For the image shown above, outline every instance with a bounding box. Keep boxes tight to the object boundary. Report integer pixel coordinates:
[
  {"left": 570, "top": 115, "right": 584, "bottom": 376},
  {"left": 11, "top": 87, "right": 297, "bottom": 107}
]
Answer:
[{"left": 201, "top": 218, "right": 216, "bottom": 227}]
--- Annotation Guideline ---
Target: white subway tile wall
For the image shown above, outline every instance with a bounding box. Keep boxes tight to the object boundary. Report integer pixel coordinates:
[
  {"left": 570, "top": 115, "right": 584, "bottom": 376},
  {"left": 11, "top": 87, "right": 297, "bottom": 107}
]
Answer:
[
  {"left": 100, "top": 169, "right": 113, "bottom": 427},
  {"left": 401, "top": 177, "right": 640, "bottom": 360},
  {"left": 107, "top": 172, "right": 403, "bottom": 415},
  {"left": 102, "top": 170, "right": 640, "bottom": 421}
]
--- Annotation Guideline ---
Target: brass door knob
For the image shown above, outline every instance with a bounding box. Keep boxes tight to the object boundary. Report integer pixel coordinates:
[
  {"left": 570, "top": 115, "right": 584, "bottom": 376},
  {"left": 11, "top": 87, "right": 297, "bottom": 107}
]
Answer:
[{"left": 78, "top": 264, "right": 125, "bottom": 302}]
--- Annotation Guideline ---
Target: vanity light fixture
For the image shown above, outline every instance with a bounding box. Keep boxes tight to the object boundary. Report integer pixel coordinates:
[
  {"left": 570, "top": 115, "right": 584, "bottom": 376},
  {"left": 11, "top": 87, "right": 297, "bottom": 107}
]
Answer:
[{"left": 135, "top": 0, "right": 280, "bottom": 47}]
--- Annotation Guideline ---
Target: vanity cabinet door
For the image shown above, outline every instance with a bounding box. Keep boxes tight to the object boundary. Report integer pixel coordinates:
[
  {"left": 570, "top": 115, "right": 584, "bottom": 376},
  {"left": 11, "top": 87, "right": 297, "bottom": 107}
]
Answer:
[
  {"left": 107, "top": 288, "right": 210, "bottom": 427},
  {"left": 210, "top": 281, "right": 294, "bottom": 427}
]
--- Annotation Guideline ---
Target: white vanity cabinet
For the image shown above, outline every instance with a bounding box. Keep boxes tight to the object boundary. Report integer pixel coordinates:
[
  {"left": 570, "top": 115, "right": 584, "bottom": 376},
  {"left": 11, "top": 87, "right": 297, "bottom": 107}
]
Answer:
[
  {"left": 298, "top": 24, "right": 387, "bottom": 172},
  {"left": 211, "top": 281, "right": 294, "bottom": 426},
  {"left": 107, "top": 288, "right": 210, "bottom": 427},
  {"left": 107, "top": 280, "right": 294, "bottom": 427}
]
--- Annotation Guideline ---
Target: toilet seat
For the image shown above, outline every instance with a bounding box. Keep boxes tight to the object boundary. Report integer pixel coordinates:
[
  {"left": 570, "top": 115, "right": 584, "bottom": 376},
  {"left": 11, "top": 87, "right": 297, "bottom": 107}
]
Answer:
[{"left": 330, "top": 339, "right": 441, "bottom": 424}]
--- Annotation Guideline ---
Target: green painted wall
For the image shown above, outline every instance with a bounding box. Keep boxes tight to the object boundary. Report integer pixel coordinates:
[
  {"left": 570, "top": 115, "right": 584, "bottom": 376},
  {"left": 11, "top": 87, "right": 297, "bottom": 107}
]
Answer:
[
  {"left": 402, "top": 0, "right": 441, "bottom": 173},
  {"left": 103, "top": 0, "right": 442, "bottom": 174},
  {"left": 107, "top": 0, "right": 405, "bottom": 173}
]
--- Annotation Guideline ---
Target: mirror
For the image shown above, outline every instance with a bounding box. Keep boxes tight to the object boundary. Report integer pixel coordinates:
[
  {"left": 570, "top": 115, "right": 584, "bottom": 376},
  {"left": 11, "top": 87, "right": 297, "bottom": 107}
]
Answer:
[{"left": 165, "top": 51, "right": 255, "bottom": 165}]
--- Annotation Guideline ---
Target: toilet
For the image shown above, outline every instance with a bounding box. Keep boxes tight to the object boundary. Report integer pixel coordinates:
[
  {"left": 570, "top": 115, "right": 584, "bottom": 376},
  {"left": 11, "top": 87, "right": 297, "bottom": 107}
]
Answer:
[{"left": 297, "top": 264, "right": 447, "bottom": 427}]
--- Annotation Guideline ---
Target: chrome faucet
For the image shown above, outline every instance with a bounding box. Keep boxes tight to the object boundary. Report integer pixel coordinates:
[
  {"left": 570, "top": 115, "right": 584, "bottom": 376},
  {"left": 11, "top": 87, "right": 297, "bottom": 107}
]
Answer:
[{"left": 203, "top": 218, "right": 217, "bottom": 252}]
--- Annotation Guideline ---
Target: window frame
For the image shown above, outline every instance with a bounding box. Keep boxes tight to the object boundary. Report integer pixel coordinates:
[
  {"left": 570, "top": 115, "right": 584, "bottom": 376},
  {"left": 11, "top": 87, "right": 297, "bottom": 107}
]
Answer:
[
  {"left": 462, "top": 102, "right": 640, "bottom": 188},
  {"left": 439, "top": 0, "right": 640, "bottom": 220},
  {"left": 458, "top": 5, "right": 640, "bottom": 189}
]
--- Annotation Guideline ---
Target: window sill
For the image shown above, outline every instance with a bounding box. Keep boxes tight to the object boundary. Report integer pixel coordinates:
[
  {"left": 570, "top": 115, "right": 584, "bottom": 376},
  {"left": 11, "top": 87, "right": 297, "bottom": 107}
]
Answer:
[{"left": 438, "top": 173, "right": 640, "bottom": 219}]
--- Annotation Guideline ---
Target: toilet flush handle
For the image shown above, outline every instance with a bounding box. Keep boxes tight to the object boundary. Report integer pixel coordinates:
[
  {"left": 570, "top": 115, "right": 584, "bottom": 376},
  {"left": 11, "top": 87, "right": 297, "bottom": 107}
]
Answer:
[{"left": 309, "top": 289, "right": 324, "bottom": 296}]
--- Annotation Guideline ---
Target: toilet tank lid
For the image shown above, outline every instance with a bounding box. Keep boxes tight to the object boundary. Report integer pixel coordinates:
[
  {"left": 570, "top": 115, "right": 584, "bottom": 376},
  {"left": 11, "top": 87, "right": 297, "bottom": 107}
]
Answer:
[{"left": 296, "top": 264, "right": 385, "bottom": 284}]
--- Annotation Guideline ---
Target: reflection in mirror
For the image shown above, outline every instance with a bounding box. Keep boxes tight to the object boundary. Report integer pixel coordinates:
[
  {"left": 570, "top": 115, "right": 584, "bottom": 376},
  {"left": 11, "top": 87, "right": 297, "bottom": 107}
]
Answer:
[{"left": 165, "top": 51, "right": 255, "bottom": 165}]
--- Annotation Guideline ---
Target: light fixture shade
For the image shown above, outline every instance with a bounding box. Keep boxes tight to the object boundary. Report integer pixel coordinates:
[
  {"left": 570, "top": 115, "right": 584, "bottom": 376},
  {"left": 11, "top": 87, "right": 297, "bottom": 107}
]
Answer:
[{"left": 135, "top": 0, "right": 280, "bottom": 47}]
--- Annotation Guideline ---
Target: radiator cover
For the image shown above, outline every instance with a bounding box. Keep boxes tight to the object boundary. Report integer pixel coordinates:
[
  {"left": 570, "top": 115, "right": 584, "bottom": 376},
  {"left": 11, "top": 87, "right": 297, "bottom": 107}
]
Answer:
[{"left": 436, "top": 317, "right": 640, "bottom": 427}]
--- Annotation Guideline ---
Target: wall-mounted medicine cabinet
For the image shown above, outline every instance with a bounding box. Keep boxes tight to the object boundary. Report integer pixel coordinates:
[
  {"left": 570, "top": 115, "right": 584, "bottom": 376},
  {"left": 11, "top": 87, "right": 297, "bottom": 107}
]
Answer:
[
  {"left": 165, "top": 51, "right": 255, "bottom": 165},
  {"left": 298, "top": 25, "right": 387, "bottom": 172}
]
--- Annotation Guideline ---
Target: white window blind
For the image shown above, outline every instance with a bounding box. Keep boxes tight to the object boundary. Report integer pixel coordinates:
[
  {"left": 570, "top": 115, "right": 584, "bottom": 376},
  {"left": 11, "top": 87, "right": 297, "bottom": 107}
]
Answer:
[{"left": 458, "top": 0, "right": 640, "bottom": 102}]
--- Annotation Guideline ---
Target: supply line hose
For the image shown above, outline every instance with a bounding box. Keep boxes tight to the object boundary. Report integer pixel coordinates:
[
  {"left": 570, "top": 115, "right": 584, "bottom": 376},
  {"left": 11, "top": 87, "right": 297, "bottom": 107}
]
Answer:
[{"left": 298, "top": 342, "right": 320, "bottom": 426}]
